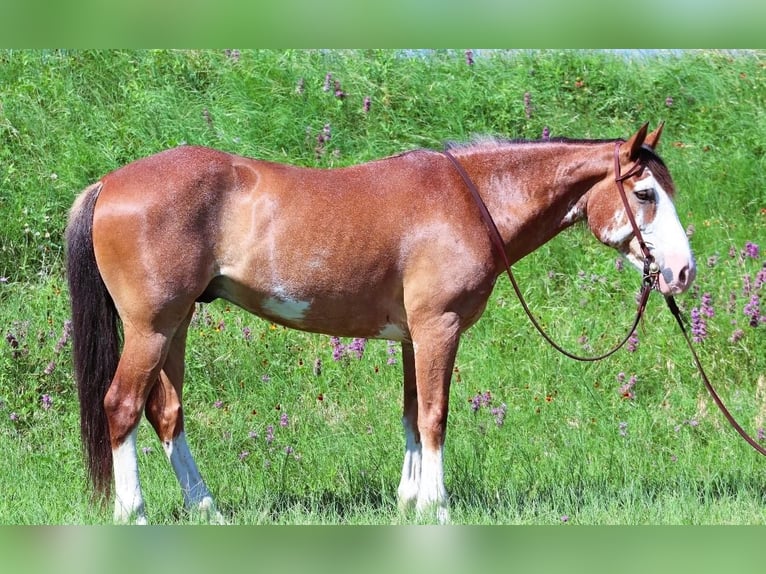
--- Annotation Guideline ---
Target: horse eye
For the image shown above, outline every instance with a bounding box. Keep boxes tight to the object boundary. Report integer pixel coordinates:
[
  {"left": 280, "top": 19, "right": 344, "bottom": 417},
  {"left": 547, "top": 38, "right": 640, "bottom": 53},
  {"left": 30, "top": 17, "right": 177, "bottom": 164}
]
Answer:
[{"left": 634, "top": 188, "right": 654, "bottom": 202}]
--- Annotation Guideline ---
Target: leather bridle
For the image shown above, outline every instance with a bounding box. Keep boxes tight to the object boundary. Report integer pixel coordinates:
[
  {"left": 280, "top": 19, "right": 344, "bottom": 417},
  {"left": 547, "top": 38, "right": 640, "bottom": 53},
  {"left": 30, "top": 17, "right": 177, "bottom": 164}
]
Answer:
[
  {"left": 443, "top": 142, "right": 766, "bottom": 457},
  {"left": 443, "top": 142, "right": 656, "bottom": 361}
]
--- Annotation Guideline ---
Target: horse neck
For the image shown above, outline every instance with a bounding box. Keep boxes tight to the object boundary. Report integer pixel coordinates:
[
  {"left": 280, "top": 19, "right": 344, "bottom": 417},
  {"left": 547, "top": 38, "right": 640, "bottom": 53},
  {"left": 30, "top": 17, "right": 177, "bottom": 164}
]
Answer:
[{"left": 451, "top": 141, "right": 612, "bottom": 263}]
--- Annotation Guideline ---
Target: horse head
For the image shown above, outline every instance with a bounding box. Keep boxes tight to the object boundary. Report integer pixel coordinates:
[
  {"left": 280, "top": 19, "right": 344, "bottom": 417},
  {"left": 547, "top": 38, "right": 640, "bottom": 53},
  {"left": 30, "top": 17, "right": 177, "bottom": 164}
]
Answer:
[{"left": 586, "top": 123, "right": 696, "bottom": 295}]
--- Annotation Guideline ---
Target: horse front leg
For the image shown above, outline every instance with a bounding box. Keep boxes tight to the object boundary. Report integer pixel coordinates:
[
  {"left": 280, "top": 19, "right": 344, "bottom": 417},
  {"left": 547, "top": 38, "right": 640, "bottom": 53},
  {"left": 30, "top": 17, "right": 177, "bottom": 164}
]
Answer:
[
  {"left": 408, "top": 312, "right": 461, "bottom": 524},
  {"left": 397, "top": 340, "right": 421, "bottom": 511}
]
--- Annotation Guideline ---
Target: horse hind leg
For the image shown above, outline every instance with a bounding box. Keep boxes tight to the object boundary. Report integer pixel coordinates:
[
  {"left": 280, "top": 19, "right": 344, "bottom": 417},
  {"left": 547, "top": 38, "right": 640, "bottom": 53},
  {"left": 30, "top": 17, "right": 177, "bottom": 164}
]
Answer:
[
  {"left": 105, "top": 327, "right": 170, "bottom": 524},
  {"left": 144, "top": 307, "right": 225, "bottom": 524}
]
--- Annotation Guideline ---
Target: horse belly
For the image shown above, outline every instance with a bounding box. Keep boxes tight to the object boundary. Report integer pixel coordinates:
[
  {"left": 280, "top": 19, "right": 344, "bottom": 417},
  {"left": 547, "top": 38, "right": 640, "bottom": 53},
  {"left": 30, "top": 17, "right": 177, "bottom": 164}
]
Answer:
[{"left": 211, "top": 272, "right": 408, "bottom": 341}]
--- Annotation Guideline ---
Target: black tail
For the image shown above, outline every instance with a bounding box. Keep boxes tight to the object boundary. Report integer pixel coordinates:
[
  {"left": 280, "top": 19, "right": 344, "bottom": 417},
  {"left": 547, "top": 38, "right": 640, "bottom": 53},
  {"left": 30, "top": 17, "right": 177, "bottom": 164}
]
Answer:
[{"left": 65, "top": 182, "right": 120, "bottom": 499}]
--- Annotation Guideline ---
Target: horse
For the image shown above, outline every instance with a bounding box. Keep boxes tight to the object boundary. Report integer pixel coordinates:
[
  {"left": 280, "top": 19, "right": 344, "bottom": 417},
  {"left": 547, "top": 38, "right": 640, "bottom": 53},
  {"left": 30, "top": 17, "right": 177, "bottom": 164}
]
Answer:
[{"left": 65, "top": 122, "right": 695, "bottom": 524}]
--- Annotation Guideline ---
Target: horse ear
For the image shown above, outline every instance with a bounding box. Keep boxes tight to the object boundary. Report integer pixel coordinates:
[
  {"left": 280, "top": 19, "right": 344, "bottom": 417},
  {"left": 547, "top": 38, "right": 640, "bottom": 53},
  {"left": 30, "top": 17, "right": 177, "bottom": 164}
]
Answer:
[
  {"left": 623, "top": 122, "right": 649, "bottom": 161},
  {"left": 643, "top": 121, "right": 665, "bottom": 150}
]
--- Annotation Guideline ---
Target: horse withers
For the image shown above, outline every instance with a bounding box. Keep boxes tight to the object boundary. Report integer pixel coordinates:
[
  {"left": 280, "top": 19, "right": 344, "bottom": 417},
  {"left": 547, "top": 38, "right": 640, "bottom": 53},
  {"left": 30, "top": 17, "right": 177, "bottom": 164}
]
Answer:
[{"left": 66, "top": 123, "right": 695, "bottom": 523}]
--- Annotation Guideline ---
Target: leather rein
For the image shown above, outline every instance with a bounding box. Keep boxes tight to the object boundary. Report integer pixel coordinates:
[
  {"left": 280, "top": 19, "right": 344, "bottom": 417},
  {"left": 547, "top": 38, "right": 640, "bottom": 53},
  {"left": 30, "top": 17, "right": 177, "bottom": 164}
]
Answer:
[{"left": 443, "top": 142, "right": 766, "bottom": 457}]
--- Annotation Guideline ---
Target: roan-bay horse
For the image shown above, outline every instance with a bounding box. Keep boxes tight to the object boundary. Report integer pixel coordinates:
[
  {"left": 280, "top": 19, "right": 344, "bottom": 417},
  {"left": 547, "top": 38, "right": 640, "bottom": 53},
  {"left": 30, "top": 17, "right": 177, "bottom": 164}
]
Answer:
[{"left": 66, "top": 123, "right": 695, "bottom": 524}]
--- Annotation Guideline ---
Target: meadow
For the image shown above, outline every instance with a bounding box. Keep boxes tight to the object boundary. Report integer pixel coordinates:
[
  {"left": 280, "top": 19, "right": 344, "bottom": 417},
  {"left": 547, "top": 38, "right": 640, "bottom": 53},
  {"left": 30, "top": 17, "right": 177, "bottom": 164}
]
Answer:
[{"left": 0, "top": 49, "right": 764, "bottom": 524}]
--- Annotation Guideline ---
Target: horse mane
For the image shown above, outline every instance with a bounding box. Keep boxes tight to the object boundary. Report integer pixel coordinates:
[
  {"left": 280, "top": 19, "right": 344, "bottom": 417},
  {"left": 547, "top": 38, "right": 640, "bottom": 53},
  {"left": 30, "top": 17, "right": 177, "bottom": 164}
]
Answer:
[
  {"left": 444, "top": 136, "right": 676, "bottom": 196},
  {"left": 443, "top": 135, "right": 620, "bottom": 150}
]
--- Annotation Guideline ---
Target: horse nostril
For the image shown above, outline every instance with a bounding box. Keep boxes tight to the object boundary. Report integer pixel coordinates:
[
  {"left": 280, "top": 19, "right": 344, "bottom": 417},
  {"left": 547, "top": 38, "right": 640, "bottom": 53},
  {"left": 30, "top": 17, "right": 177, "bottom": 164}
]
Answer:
[{"left": 677, "top": 264, "right": 695, "bottom": 288}]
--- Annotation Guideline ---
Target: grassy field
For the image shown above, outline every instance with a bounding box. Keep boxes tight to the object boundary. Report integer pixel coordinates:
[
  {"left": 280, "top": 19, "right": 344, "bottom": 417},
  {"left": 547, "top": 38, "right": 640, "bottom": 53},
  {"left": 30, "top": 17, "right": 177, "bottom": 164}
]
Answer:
[{"left": 0, "top": 49, "right": 764, "bottom": 524}]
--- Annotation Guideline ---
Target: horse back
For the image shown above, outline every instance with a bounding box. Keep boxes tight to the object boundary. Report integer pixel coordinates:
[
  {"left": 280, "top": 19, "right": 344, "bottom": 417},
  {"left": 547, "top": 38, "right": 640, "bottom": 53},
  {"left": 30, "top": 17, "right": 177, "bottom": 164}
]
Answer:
[{"left": 90, "top": 145, "right": 495, "bottom": 337}]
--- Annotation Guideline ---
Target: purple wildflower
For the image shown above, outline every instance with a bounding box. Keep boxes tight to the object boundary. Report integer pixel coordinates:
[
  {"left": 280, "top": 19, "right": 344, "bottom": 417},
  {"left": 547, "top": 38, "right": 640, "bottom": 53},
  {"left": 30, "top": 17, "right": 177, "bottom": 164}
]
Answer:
[
  {"left": 465, "top": 49, "right": 474, "bottom": 66},
  {"left": 54, "top": 320, "right": 72, "bottom": 353},
  {"left": 284, "top": 445, "right": 294, "bottom": 455},
  {"left": 755, "top": 265, "right": 766, "bottom": 290},
  {"left": 665, "top": 96, "right": 674, "bottom": 107},
  {"left": 491, "top": 403, "right": 507, "bottom": 427},
  {"left": 242, "top": 327, "right": 252, "bottom": 341},
  {"left": 261, "top": 374, "right": 270, "bottom": 382},
  {"left": 706, "top": 255, "right": 719, "bottom": 268},
  {"left": 43, "top": 361, "right": 56, "bottom": 376},
  {"left": 0, "top": 276, "right": 7, "bottom": 284},
  {"left": 333, "top": 80, "right": 346, "bottom": 100},
  {"left": 323, "top": 73, "right": 333, "bottom": 92},
  {"left": 743, "top": 241, "right": 760, "bottom": 259},
  {"left": 224, "top": 49, "right": 240, "bottom": 62},
  {"left": 524, "top": 92, "right": 533, "bottom": 119},
  {"left": 619, "top": 421, "right": 628, "bottom": 437},
  {"left": 542, "top": 126, "right": 550, "bottom": 141},
  {"left": 41, "top": 394, "right": 52, "bottom": 410},
  {"left": 701, "top": 293, "right": 715, "bottom": 318},
  {"left": 330, "top": 336, "right": 346, "bottom": 361},
  {"left": 729, "top": 245, "right": 738, "bottom": 258},
  {"left": 727, "top": 291, "right": 738, "bottom": 314},
  {"left": 213, "top": 400, "right": 223, "bottom": 409},
  {"left": 729, "top": 328, "right": 745, "bottom": 344},
  {"left": 743, "top": 274, "right": 752, "bottom": 298},
  {"left": 10, "top": 412, "right": 18, "bottom": 421},
  {"left": 561, "top": 515, "right": 570, "bottom": 523},
  {"left": 744, "top": 294, "right": 761, "bottom": 327},
  {"left": 5, "top": 331, "right": 19, "bottom": 350},
  {"left": 347, "top": 338, "right": 366, "bottom": 359},
  {"left": 280, "top": 412, "right": 289, "bottom": 428},
  {"left": 615, "top": 258, "right": 624, "bottom": 272},
  {"left": 627, "top": 331, "right": 639, "bottom": 352},
  {"left": 239, "top": 451, "right": 249, "bottom": 461},
  {"left": 265, "top": 424, "right": 274, "bottom": 445},
  {"left": 626, "top": 374, "right": 638, "bottom": 398},
  {"left": 618, "top": 373, "right": 637, "bottom": 399},
  {"left": 313, "top": 357, "right": 322, "bottom": 376},
  {"left": 691, "top": 307, "right": 707, "bottom": 342},
  {"left": 758, "top": 428, "right": 765, "bottom": 443},
  {"left": 316, "top": 123, "right": 332, "bottom": 159},
  {"left": 142, "top": 446, "right": 152, "bottom": 455},
  {"left": 386, "top": 340, "right": 398, "bottom": 365},
  {"left": 470, "top": 390, "right": 492, "bottom": 412},
  {"left": 248, "top": 430, "right": 258, "bottom": 439},
  {"left": 363, "top": 96, "right": 371, "bottom": 113},
  {"left": 579, "top": 334, "right": 593, "bottom": 352}
]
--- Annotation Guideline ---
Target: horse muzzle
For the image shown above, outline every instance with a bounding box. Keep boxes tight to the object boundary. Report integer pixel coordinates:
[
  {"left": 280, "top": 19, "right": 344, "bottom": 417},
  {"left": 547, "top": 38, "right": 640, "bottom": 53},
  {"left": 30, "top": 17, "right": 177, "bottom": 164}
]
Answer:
[{"left": 657, "top": 252, "right": 696, "bottom": 295}]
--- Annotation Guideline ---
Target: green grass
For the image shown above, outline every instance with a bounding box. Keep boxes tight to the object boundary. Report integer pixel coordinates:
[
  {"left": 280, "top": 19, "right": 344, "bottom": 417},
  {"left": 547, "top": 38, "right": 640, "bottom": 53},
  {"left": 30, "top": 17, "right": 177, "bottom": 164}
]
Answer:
[{"left": 1, "top": 49, "right": 765, "bottom": 524}]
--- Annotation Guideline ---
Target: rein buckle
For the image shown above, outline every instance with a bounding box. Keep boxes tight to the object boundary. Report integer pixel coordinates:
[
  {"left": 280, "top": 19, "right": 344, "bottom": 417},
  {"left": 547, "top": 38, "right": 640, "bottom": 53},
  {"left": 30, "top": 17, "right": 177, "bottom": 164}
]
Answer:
[{"left": 643, "top": 260, "right": 661, "bottom": 290}]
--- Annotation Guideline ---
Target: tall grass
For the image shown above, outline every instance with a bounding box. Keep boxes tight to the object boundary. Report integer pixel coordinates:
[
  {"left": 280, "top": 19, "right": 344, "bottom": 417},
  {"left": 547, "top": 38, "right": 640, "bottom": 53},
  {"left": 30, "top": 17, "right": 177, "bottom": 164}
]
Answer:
[{"left": 0, "top": 49, "right": 764, "bottom": 524}]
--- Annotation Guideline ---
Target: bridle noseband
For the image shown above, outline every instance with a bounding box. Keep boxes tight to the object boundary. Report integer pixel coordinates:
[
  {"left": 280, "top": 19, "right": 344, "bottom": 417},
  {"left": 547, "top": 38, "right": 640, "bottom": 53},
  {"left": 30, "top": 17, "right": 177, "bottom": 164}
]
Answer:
[{"left": 442, "top": 142, "right": 766, "bottom": 458}]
